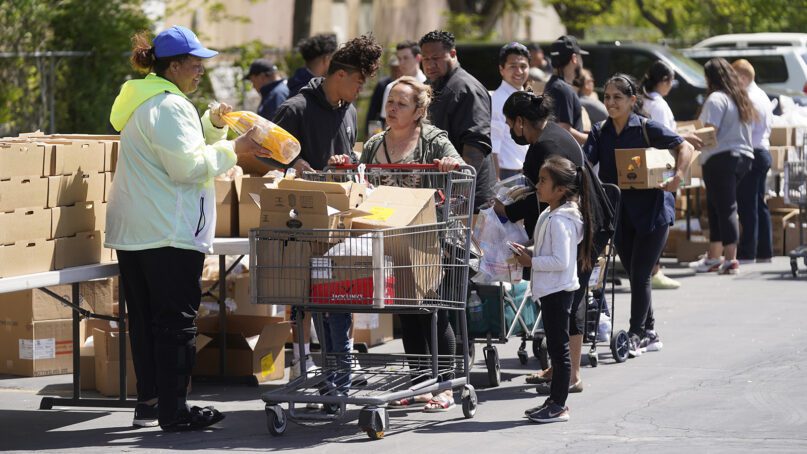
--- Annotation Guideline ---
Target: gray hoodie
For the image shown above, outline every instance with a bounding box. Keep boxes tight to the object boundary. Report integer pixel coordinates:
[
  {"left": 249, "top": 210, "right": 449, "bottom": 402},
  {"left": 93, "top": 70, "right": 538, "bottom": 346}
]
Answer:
[{"left": 530, "top": 201, "right": 584, "bottom": 299}]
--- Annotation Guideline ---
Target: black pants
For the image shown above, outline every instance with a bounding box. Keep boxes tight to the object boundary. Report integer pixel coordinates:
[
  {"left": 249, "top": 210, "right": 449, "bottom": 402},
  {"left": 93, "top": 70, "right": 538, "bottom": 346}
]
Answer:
[
  {"left": 117, "top": 247, "right": 204, "bottom": 425},
  {"left": 703, "top": 152, "right": 752, "bottom": 246},
  {"left": 614, "top": 213, "right": 668, "bottom": 338},
  {"left": 400, "top": 310, "right": 456, "bottom": 383},
  {"left": 539, "top": 290, "right": 573, "bottom": 407},
  {"left": 737, "top": 148, "right": 773, "bottom": 260}
]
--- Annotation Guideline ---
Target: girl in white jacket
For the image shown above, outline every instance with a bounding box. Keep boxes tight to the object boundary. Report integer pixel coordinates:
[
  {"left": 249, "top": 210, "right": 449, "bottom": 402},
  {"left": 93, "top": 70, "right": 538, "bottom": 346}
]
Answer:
[{"left": 510, "top": 156, "right": 594, "bottom": 424}]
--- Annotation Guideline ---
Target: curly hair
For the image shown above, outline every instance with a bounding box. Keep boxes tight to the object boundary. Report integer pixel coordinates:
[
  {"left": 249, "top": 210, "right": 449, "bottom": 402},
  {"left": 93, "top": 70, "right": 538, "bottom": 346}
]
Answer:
[
  {"left": 298, "top": 33, "right": 338, "bottom": 62},
  {"left": 418, "top": 30, "right": 455, "bottom": 51},
  {"left": 327, "top": 34, "right": 382, "bottom": 79}
]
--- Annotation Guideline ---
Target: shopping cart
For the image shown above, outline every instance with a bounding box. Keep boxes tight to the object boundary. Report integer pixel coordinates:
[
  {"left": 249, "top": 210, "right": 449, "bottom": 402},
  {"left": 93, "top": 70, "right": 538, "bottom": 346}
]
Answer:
[
  {"left": 252, "top": 164, "right": 477, "bottom": 440},
  {"left": 784, "top": 160, "right": 807, "bottom": 277}
]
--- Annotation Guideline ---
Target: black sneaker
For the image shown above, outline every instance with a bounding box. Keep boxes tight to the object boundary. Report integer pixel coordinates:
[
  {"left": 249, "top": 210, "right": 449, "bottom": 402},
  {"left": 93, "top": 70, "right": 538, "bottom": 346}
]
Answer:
[
  {"left": 523, "top": 398, "right": 551, "bottom": 416},
  {"left": 527, "top": 402, "right": 569, "bottom": 423},
  {"left": 133, "top": 402, "right": 159, "bottom": 428}
]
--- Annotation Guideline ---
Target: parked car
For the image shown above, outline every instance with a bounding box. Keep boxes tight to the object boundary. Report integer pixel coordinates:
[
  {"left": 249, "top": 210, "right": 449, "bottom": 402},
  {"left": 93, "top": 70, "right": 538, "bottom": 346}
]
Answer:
[
  {"left": 456, "top": 41, "right": 707, "bottom": 120},
  {"left": 692, "top": 33, "right": 807, "bottom": 50},
  {"left": 683, "top": 46, "right": 807, "bottom": 95}
]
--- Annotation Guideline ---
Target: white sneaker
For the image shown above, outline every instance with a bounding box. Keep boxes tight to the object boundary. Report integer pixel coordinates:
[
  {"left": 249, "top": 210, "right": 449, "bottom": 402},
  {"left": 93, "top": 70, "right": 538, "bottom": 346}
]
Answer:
[
  {"left": 651, "top": 270, "right": 681, "bottom": 289},
  {"left": 688, "top": 257, "right": 723, "bottom": 273},
  {"left": 289, "top": 355, "right": 318, "bottom": 381},
  {"left": 639, "top": 330, "right": 663, "bottom": 352},
  {"left": 350, "top": 357, "right": 368, "bottom": 387}
]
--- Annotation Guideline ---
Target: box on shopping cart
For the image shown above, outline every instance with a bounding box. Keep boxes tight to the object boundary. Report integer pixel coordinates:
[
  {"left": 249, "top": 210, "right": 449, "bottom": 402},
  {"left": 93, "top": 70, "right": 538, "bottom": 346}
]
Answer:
[
  {"left": 350, "top": 186, "right": 442, "bottom": 302},
  {"left": 309, "top": 255, "right": 395, "bottom": 305}
]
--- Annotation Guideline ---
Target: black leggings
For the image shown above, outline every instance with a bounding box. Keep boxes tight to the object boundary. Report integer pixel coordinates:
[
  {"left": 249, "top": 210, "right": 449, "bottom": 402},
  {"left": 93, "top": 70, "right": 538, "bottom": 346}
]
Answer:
[
  {"left": 117, "top": 247, "right": 204, "bottom": 425},
  {"left": 703, "top": 152, "right": 752, "bottom": 246},
  {"left": 399, "top": 311, "right": 456, "bottom": 383},
  {"left": 540, "top": 290, "right": 573, "bottom": 407},
  {"left": 614, "top": 214, "right": 668, "bottom": 338}
]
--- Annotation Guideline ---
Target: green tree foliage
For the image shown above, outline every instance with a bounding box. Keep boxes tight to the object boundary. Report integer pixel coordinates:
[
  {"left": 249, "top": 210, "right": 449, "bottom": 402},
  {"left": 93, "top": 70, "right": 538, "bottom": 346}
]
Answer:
[
  {"left": 444, "top": 0, "right": 532, "bottom": 41},
  {"left": 0, "top": 0, "right": 149, "bottom": 134}
]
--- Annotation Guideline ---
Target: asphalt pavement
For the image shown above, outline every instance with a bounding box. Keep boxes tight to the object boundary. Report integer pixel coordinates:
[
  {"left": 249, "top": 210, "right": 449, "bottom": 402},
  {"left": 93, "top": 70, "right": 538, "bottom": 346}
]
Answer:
[{"left": 1, "top": 257, "right": 806, "bottom": 453}]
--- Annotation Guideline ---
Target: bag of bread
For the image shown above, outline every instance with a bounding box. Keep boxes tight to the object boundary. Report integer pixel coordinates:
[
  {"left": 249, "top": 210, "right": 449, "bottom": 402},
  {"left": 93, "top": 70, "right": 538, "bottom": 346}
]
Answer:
[{"left": 209, "top": 102, "right": 301, "bottom": 164}]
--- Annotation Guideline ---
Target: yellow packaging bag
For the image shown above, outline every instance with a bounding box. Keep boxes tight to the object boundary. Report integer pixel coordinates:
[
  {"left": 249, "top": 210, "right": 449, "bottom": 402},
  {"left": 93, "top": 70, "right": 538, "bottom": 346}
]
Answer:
[{"left": 210, "top": 103, "right": 301, "bottom": 164}]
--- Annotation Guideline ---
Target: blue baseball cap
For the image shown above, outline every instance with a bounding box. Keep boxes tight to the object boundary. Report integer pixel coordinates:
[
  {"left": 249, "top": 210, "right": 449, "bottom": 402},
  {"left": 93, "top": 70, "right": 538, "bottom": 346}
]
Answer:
[{"left": 153, "top": 25, "right": 218, "bottom": 59}]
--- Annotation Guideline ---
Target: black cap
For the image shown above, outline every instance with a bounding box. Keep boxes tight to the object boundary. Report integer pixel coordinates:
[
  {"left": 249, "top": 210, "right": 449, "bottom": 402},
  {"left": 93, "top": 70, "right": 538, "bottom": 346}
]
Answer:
[
  {"left": 548, "top": 35, "right": 588, "bottom": 65},
  {"left": 243, "top": 59, "right": 278, "bottom": 80}
]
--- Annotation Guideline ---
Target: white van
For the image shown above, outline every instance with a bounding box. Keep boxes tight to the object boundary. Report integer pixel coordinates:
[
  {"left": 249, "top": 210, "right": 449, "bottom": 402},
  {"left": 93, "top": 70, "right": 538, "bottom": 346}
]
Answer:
[{"left": 693, "top": 33, "right": 807, "bottom": 49}]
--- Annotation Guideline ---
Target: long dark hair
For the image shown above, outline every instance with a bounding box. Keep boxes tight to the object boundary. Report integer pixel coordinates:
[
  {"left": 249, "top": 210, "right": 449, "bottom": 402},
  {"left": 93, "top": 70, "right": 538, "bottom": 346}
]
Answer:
[
  {"left": 641, "top": 60, "right": 674, "bottom": 96},
  {"left": 604, "top": 73, "right": 644, "bottom": 117},
  {"left": 703, "top": 57, "right": 757, "bottom": 123},
  {"left": 541, "top": 156, "right": 594, "bottom": 272},
  {"left": 502, "top": 90, "right": 555, "bottom": 129}
]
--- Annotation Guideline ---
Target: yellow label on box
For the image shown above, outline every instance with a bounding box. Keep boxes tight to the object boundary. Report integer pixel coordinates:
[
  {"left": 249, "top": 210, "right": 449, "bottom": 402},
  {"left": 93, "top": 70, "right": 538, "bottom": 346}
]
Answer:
[
  {"left": 362, "top": 206, "right": 395, "bottom": 221},
  {"left": 260, "top": 352, "right": 275, "bottom": 378}
]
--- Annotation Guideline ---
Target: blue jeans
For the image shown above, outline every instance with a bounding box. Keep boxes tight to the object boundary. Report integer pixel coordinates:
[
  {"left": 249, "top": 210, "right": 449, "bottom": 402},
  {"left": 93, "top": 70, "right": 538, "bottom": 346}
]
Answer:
[
  {"left": 736, "top": 148, "right": 773, "bottom": 260},
  {"left": 314, "top": 312, "right": 352, "bottom": 393}
]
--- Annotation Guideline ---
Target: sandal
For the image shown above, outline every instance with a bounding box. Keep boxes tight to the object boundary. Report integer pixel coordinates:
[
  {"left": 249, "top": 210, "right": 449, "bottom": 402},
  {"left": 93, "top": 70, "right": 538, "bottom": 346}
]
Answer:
[
  {"left": 161, "top": 405, "right": 225, "bottom": 432},
  {"left": 389, "top": 393, "right": 432, "bottom": 408},
  {"left": 422, "top": 393, "right": 456, "bottom": 413},
  {"left": 525, "top": 370, "right": 552, "bottom": 384}
]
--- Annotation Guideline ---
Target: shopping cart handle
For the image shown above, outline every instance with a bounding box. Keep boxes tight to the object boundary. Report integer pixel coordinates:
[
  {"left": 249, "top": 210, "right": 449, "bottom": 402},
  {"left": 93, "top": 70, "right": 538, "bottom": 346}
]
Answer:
[{"left": 331, "top": 163, "right": 460, "bottom": 170}]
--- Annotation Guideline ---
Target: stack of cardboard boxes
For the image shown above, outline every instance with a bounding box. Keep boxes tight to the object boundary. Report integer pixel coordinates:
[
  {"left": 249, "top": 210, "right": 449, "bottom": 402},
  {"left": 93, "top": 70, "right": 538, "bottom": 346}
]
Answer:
[{"left": 0, "top": 133, "right": 117, "bottom": 278}]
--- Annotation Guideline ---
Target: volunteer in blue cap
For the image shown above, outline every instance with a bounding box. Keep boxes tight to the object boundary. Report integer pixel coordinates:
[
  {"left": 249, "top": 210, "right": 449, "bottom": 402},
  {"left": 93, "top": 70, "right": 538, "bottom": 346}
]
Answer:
[{"left": 106, "top": 25, "right": 262, "bottom": 431}]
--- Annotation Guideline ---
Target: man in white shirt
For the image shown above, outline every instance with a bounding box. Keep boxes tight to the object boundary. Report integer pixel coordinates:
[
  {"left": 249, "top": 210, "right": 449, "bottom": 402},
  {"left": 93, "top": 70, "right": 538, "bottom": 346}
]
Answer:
[
  {"left": 380, "top": 40, "right": 427, "bottom": 120},
  {"left": 732, "top": 58, "right": 774, "bottom": 262},
  {"left": 491, "top": 42, "right": 530, "bottom": 180}
]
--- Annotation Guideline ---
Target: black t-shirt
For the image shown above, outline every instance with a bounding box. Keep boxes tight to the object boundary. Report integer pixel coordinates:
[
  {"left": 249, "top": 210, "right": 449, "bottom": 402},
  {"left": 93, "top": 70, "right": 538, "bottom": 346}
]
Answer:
[
  {"left": 544, "top": 75, "right": 584, "bottom": 132},
  {"left": 504, "top": 122, "right": 583, "bottom": 237}
]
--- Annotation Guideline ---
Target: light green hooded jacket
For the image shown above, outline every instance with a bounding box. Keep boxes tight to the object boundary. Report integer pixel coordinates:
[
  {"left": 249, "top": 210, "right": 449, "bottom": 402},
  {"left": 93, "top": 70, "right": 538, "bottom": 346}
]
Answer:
[{"left": 105, "top": 74, "right": 236, "bottom": 253}]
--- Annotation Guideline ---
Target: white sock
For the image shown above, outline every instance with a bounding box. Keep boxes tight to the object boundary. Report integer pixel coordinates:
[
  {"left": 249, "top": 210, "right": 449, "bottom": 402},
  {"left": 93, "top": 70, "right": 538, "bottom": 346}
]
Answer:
[
  {"left": 292, "top": 342, "right": 300, "bottom": 362},
  {"left": 304, "top": 343, "right": 311, "bottom": 357},
  {"left": 348, "top": 338, "right": 354, "bottom": 352}
]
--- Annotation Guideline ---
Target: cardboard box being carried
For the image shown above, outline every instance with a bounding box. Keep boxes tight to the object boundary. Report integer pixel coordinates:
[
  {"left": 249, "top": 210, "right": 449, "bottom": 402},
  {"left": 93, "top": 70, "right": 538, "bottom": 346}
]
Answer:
[
  {"left": 676, "top": 120, "right": 717, "bottom": 149},
  {"left": 615, "top": 148, "right": 679, "bottom": 190},
  {"left": 195, "top": 315, "right": 290, "bottom": 383},
  {"left": 351, "top": 186, "right": 442, "bottom": 302}
]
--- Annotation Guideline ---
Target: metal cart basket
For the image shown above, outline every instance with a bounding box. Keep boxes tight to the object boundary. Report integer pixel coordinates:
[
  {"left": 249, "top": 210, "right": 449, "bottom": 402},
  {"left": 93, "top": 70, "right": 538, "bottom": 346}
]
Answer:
[
  {"left": 784, "top": 160, "right": 807, "bottom": 277},
  {"left": 251, "top": 164, "right": 477, "bottom": 440}
]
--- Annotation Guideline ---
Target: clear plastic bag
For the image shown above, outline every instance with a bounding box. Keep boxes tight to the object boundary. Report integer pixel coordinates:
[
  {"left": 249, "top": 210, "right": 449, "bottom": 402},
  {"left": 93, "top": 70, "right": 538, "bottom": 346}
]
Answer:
[{"left": 209, "top": 102, "right": 301, "bottom": 164}]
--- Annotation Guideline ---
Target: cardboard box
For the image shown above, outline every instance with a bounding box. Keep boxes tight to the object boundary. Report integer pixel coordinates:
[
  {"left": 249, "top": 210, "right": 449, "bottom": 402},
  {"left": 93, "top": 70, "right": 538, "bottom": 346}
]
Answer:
[
  {"left": 615, "top": 148, "right": 678, "bottom": 190},
  {"left": 0, "top": 142, "right": 47, "bottom": 179},
  {"left": 103, "top": 172, "right": 114, "bottom": 203},
  {"left": 232, "top": 273, "right": 278, "bottom": 317},
  {"left": 0, "top": 239, "right": 55, "bottom": 277},
  {"left": 42, "top": 140, "right": 105, "bottom": 176},
  {"left": 769, "top": 146, "right": 796, "bottom": 172},
  {"left": 677, "top": 121, "right": 717, "bottom": 149},
  {"left": 353, "top": 313, "right": 393, "bottom": 347},
  {"left": 770, "top": 126, "right": 806, "bottom": 147},
  {"left": 0, "top": 280, "right": 112, "bottom": 322},
  {"left": 235, "top": 175, "right": 277, "bottom": 237},
  {"left": 0, "top": 176, "right": 49, "bottom": 212},
  {"left": 47, "top": 171, "right": 104, "bottom": 208},
  {"left": 258, "top": 187, "right": 358, "bottom": 241},
  {"left": 214, "top": 179, "right": 237, "bottom": 237},
  {"left": 310, "top": 255, "right": 395, "bottom": 305},
  {"left": 351, "top": 186, "right": 442, "bottom": 301},
  {"left": 676, "top": 236, "right": 710, "bottom": 263},
  {"left": 53, "top": 231, "right": 103, "bottom": 269},
  {"left": 51, "top": 201, "right": 104, "bottom": 238},
  {"left": 772, "top": 209, "right": 800, "bottom": 256},
  {"left": 255, "top": 239, "right": 313, "bottom": 304},
  {"left": 0, "top": 207, "right": 51, "bottom": 244},
  {"left": 676, "top": 120, "right": 703, "bottom": 134},
  {"left": 93, "top": 328, "right": 136, "bottom": 396},
  {"left": 50, "top": 135, "right": 119, "bottom": 172},
  {"left": 0, "top": 318, "right": 74, "bottom": 376},
  {"left": 276, "top": 178, "right": 366, "bottom": 211},
  {"left": 784, "top": 222, "right": 806, "bottom": 255},
  {"left": 195, "top": 315, "right": 290, "bottom": 382}
]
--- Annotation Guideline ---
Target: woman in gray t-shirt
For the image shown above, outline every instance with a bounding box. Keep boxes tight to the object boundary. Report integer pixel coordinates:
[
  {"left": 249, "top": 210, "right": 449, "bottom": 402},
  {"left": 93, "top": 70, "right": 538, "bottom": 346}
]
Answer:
[{"left": 689, "top": 58, "right": 756, "bottom": 275}]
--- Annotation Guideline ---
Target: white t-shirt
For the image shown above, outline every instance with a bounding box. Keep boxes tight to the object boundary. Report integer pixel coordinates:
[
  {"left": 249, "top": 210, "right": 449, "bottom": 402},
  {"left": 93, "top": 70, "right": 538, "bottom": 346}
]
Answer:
[
  {"left": 380, "top": 69, "right": 427, "bottom": 119},
  {"left": 643, "top": 91, "right": 676, "bottom": 131},
  {"left": 490, "top": 81, "right": 529, "bottom": 170},
  {"left": 747, "top": 82, "right": 773, "bottom": 149},
  {"left": 698, "top": 91, "right": 753, "bottom": 164}
]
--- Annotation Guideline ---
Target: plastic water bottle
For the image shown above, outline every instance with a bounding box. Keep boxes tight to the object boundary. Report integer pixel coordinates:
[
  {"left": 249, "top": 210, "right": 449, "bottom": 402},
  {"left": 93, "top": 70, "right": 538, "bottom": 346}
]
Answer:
[{"left": 468, "top": 290, "right": 483, "bottom": 324}]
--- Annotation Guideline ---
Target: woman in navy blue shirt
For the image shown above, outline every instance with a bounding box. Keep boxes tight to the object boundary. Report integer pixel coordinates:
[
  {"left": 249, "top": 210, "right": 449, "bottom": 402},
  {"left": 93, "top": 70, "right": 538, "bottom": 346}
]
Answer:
[{"left": 583, "top": 74, "right": 694, "bottom": 357}]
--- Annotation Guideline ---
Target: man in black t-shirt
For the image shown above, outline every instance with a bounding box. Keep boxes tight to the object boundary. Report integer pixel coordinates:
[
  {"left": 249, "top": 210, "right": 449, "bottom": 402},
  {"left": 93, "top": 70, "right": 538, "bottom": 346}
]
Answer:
[{"left": 545, "top": 35, "right": 588, "bottom": 145}]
